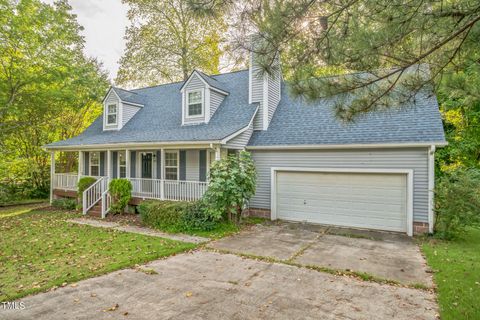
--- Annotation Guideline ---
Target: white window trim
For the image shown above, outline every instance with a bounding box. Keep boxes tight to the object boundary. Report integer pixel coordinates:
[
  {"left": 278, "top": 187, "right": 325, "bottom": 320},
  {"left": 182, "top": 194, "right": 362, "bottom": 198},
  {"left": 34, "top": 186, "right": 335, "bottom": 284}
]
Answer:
[
  {"left": 89, "top": 152, "right": 100, "bottom": 177},
  {"left": 185, "top": 89, "right": 204, "bottom": 119},
  {"left": 164, "top": 150, "right": 179, "bottom": 181},
  {"left": 106, "top": 103, "right": 118, "bottom": 126},
  {"left": 270, "top": 167, "right": 414, "bottom": 237}
]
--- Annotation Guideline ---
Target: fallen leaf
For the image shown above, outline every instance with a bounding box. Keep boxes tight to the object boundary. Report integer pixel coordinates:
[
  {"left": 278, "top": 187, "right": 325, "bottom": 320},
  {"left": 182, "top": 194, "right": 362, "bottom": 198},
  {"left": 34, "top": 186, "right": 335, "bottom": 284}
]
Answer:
[
  {"left": 185, "top": 291, "right": 193, "bottom": 297},
  {"left": 71, "top": 284, "right": 78, "bottom": 288},
  {"left": 104, "top": 303, "right": 119, "bottom": 312}
]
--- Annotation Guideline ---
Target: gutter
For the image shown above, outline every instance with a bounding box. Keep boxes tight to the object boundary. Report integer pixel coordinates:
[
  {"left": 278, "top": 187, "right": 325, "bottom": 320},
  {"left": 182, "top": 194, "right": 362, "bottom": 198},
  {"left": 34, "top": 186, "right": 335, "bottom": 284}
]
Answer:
[
  {"left": 43, "top": 140, "right": 223, "bottom": 151},
  {"left": 246, "top": 141, "right": 448, "bottom": 150}
]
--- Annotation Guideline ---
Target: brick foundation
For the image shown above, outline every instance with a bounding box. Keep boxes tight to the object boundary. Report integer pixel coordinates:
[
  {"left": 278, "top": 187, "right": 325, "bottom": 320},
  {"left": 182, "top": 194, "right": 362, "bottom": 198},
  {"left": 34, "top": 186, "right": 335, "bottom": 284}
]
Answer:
[
  {"left": 243, "top": 208, "right": 271, "bottom": 219},
  {"left": 413, "top": 222, "right": 430, "bottom": 235},
  {"left": 53, "top": 189, "right": 77, "bottom": 199}
]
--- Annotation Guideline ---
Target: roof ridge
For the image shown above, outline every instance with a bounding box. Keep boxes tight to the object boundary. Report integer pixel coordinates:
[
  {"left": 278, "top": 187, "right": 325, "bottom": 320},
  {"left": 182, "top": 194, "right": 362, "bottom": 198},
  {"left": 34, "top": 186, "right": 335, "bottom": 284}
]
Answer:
[{"left": 128, "top": 69, "right": 249, "bottom": 92}]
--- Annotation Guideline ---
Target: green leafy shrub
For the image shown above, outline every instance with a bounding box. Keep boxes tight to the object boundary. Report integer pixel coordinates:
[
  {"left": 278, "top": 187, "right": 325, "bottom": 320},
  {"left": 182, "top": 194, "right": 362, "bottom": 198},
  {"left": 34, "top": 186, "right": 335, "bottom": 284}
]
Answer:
[
  {"left": 138, "top": 200, "right": 192, "bottom": 232},
  {"left": 109, "top": 179, "right": 132, "bottom": 214},
  {"left": 77, "top": 177, "right": 97, "bottom": 197},
  {"left": 77, "top": 177, "right": 97, "bottom": 209},
  {"left": 203, "top": 151, "right": 256, "bottom": 223},
  {"left": 435, "top": 168, "right": 480, "bottom": 239},
  {"left": 51, "top": 198, "right": 77, "bottom": 210},
  {"left": 182, "top": 201, "right": 216, "bottom": 231}
]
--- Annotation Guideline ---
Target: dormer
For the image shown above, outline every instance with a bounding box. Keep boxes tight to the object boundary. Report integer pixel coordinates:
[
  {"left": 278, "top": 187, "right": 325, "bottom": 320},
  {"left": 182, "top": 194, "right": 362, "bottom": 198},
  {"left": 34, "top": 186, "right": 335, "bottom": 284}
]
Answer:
[
  {"left": 180, "top": 70, "right": 229, "bottom": 125},
  {"left": 102, "top": 87, "right": 145, "bottom": 131}
]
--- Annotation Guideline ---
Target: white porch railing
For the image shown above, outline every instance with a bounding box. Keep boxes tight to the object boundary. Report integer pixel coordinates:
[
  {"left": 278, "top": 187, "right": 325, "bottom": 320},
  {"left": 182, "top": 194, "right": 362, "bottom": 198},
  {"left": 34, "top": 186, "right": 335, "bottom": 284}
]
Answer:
[
  {"left": 164, "top": 180, "right": 208, "bottom": 201},
  {"left": 82, "top": 177, "right": 109, "bottom": 215},
  {"left": 101, "top": 190, "right": 112, "bottom": 218},
  {"left": 52, "top": 174, "right": 207, "bottom": 214},
  {"left": 52, "top": 173, "right": 78, "bottom": 190},
  {"left": 130, "top": 178, "right": 208, "bottom": 201}
]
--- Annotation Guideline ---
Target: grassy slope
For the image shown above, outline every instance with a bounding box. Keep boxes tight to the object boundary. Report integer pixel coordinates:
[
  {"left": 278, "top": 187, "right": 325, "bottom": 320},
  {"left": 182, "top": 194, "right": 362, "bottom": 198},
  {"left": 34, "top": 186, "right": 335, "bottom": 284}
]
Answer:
[
  {"left": 422, "top": 228, "right": 480, "bottom": 320},
  {"left": 0, "top": 207, "right": 196, "bottom": 301}
]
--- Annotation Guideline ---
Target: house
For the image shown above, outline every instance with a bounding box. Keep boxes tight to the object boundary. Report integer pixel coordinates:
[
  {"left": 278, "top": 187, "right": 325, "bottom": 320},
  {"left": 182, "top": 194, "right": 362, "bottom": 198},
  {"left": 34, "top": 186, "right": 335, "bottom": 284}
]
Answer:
[{"left": 45, "top": 53, "right": 446, "bottom": 236}]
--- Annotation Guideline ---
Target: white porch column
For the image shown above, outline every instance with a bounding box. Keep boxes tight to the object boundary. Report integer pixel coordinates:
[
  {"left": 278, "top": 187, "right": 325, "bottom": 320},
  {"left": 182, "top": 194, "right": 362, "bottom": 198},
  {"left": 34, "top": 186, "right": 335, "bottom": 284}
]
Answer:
[
  {"left": 107, "top": 150, "right": 112, "bottom": 179},
  {"left": 206, "top": 148, "right": 211, "bottom": 178},
  {"left": 160, "top": 148, "right": 165, "bottom": 200},
  {"left": 78, "top": 151, "right": 83, "bottom": 181},
  {"left": 50, "top": 151, "right": 55, "bottom": 204},
  {"left": 126, "top": 149, "right": 131, "bottom": 179},
  {"left": 215, "top": 146, "right": 221, "bottom": 161}
]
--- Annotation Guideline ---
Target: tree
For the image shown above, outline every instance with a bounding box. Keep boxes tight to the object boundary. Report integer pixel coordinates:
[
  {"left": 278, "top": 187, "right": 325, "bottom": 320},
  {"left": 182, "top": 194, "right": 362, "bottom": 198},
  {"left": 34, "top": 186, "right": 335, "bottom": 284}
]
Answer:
[
  {"left": 116, "top": 0, "right": 225, "bottom": 88},
  {"left": 0, "top": 0, "right": 109, "bottom": 198},
  {"left": 188, "top": 0, "right": 480, "bottom": 121}
]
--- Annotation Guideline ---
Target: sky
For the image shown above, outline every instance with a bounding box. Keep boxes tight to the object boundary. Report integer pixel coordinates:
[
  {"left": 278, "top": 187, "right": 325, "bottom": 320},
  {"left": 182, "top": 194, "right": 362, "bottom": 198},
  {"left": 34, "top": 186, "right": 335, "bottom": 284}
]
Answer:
[{"left": 42, "top": 0, "right": 129, "bottom": 81}]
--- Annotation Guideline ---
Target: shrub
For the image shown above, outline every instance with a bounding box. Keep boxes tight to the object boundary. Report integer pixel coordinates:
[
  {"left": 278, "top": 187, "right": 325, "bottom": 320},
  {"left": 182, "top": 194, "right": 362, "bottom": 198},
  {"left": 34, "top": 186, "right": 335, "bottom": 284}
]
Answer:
[
  {"left": 52, "top": 198, "right": 77, "bottom": 210},
  {"left": 434, "top": 168, "right": 480, "bottom": 239},
  {"left": 138, "top": 200, "right": 192, "bottom": 232},
  {"left": 77, "top": 176, "right": 97, "bottom": 208},
  {"left": 182, "top": 201, "right": 217, "bottom": 231},
  {"left": 77, "top": 177, "right": 97, "bottom": 196},
  {"left": 203, "top": 151, "right": 256, "bottom": 223},
  {"left": 109, "top": 179, "right": 132, "bottom": 214}
]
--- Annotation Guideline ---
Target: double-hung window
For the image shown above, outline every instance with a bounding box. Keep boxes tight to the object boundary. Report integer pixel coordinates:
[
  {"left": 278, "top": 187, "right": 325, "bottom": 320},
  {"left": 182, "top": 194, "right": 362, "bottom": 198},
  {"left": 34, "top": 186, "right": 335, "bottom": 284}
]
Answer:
[
  {"left": 165, "top": 151, "right": 178, "bottom": 180},
  {"left": 118, "top": 151, "right": 126, "bottom": 178},
  {"left": 187, "top": 90, "right": 203, "bottom": 117},
  {"left": 90, "top": 152, "right": 100, "bottom": 176},
  {"left": 107, "top": 104, "right": 117, "bottom": 125}
]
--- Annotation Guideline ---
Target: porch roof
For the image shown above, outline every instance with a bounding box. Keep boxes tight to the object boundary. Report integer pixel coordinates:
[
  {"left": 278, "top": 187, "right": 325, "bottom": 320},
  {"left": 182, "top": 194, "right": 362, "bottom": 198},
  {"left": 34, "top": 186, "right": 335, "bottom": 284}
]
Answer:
[{"left": 45, "top": 70, "right": 258, "bottom": 150}]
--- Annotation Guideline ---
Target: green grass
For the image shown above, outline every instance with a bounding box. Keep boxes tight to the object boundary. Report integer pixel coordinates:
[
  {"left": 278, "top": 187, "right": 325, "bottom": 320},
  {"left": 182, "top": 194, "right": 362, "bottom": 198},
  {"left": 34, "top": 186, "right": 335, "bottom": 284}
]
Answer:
[
  {"left": 0, "top": 198, "right": 48, "bottom": 207},
  {"left": 0, "top": 202, "right": 49, "bottom": 218},
  {"left": 421, "top": 228, "right": 480, "bottom": 319},
  {"left": 0, "top": 206, "right": 196, "bottom": 302}
]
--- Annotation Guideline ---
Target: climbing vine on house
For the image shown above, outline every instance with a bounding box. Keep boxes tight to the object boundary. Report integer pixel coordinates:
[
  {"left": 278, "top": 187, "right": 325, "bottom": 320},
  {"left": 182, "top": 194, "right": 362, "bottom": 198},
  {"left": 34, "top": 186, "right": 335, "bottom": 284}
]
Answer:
[{"left": 203, "top": 151, "right": 256, "bottom": 223}]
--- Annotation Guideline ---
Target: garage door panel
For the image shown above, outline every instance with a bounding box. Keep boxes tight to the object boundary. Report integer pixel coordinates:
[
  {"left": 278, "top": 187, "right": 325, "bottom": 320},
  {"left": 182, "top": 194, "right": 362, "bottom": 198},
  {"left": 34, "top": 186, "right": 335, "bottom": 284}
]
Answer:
[
  {"left": 276, "top": 171, "right": 407, "bottom": 232},
  {"left": 277, "top": 191, "right": 406, "bottom": 207}
]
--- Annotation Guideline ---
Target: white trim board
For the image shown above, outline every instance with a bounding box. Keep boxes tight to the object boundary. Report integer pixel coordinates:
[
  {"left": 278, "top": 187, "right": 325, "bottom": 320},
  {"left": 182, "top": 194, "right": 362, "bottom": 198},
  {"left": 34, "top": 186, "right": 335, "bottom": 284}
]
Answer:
[
  {"left": 247, "top": 142, "right": 448, "bottom": 150},
  {"left": 270, "top": 167, "right": 414, "bottom": 236}
]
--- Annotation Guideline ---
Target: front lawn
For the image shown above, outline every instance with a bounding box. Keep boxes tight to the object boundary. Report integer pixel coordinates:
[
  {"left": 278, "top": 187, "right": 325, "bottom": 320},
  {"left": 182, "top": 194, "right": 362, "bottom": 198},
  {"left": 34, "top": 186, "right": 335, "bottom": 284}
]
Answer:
[
  {"left": 0, "top": 206, "right": 196, "bottom": 301},
  {"left": 421, "top": 228, "right": 480, "bottom": 319}
]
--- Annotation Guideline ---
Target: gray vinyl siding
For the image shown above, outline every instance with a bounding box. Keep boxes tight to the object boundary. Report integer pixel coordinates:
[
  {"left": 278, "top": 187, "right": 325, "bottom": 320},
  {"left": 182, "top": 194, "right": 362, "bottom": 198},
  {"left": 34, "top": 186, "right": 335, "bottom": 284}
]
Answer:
[
  {"left": 210, "top": 90, "right": 225, "bottom": 118},
  {"left": 122, "top": 103, "right": 141, "bottom": 127},
  {"left": 183, "top": 74, "right": 206, "bottom": 124},
  {"left": 267, "top": 68, "right": 281, "bottom": 124},
  {"left": 104, "top": 91, "right": 120, "bottom": 130},
  {"left": 249, "top": 148, "right": 429, "bottom": 223},
  {"left": 225, "top": 121, "right": 253, "bottom": 149},
  {"left": 185, "top": 150, "right": 200, "bottom": 181},
  {"left": 253, "top": 103, "right": 264, "bottom": 131}
]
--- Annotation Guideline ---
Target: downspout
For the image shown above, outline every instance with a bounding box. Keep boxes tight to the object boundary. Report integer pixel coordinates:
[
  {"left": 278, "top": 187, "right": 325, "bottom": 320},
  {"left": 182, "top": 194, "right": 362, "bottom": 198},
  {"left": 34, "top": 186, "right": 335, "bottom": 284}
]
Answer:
[{"left": 428, "top": 145, "right": 436, "bottom": 234}]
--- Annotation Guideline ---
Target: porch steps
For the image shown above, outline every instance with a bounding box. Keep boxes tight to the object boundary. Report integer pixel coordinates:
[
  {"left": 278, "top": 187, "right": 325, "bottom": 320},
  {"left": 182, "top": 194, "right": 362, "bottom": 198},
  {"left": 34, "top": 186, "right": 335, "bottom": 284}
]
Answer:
[{"left": 87, "top": 200, "right": 102, "bottom": 218}]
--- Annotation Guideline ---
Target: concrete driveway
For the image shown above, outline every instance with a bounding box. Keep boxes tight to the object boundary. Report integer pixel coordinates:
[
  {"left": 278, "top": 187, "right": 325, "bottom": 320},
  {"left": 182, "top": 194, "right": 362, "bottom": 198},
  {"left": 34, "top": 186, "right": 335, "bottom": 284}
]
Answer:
[
  {"left": 209, "top": 222, "right": 434, "bottom": 287},
  {"left": 1, "top": 250, "right": 437, "bottom": 320}
]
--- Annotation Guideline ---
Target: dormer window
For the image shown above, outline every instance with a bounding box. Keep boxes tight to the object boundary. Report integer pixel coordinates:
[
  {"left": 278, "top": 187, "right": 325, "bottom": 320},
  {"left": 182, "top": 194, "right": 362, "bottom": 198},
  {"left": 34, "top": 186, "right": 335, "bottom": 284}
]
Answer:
[
  {"left": 107, "top": 104, "right": 118, "bottom": 125},
  {"left": 187, "top": 90, "right": 203, "bottom": 117}
]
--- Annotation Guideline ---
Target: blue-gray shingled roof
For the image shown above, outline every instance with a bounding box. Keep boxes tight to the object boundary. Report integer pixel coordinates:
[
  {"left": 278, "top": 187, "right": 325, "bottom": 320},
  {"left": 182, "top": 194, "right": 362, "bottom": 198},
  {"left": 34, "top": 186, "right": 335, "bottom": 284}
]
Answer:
[
  {"left": 111, "top": 87, "right": 147, "bottom": 105},
  {"left": 47, "top": 70, "right": 257, "bottom": 147},
  {"left": 195, "top": 70, "right": 230, "bottom": 93},
  {"left": 46, "top": 69, "right": 445, "bottom": 149},
  {"left": 248, "top": 83, "right": 446, "bottom": 146}
]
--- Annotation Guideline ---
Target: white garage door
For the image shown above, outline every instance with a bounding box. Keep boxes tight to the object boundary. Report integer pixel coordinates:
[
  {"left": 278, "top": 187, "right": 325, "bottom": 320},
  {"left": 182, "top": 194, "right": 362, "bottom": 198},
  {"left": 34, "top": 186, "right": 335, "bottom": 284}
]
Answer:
[{"left": 275, "top": 171, "right": 407, "bottom": 232}]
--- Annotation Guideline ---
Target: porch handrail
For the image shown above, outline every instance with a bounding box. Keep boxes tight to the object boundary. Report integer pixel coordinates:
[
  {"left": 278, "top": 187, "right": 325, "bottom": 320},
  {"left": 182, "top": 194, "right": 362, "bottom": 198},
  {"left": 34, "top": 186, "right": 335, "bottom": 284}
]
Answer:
[
  {"left": 101, "top": 189, "right": 111, "bottom": 218},
  {"left": 129, "top": 178, "right": 208, "bottom": 201},
  {"left": 82, "top": 177, "right": 109, "bottom": 215}
]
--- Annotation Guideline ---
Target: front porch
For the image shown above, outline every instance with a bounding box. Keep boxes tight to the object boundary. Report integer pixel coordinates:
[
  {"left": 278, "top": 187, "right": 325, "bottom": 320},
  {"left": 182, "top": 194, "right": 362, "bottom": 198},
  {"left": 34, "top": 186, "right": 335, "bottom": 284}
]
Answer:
[
  {"left": 50, "top": 146, "right": 231, "bottom": 216},
  {"left": 52, "top": 174, "right": 208, "bottom": 202}
]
